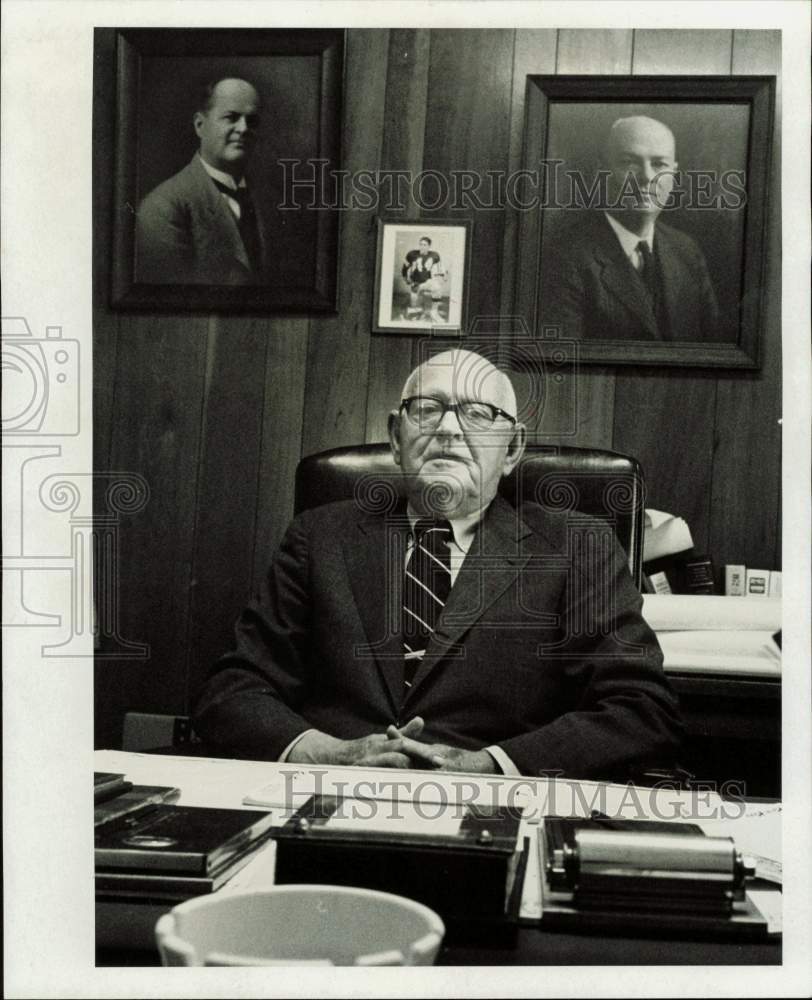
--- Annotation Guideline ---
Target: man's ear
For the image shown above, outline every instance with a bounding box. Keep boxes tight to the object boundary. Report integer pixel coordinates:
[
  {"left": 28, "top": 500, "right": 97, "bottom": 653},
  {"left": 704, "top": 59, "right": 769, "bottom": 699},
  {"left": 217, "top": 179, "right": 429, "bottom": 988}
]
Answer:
[
  {"left": 193, "top": 112, "right": 205, "bottom": 138},
  {"left": 387, "top": 410, "right": 402, "bottom": 465},
  {"left": 501, "top": 422, "right": 527, "bottom": 477}
]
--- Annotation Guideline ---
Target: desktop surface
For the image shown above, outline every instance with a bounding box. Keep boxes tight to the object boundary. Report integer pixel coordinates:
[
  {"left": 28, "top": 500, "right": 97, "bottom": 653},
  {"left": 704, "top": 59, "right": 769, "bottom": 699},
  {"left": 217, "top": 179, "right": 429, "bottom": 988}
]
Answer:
[{"left": 94, "top": 750, "right": 782, "bottom": 967}]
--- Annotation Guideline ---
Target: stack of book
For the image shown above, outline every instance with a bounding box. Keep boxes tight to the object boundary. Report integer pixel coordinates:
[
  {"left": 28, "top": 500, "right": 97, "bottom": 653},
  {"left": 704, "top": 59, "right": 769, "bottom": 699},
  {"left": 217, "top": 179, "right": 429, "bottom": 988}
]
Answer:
[{"left": 94, "top": 772, "right": 275, "bottom": 907}]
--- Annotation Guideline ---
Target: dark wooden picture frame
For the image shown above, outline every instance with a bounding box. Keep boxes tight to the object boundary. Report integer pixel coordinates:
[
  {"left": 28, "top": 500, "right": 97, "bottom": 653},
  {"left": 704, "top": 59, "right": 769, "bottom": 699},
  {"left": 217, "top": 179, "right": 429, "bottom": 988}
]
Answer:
[
  {"left": 513, "top": 75, "right": 775, "bottom": 368},
  {"left": 371, "top": 219, "right": 472, "bottom": 336},
  {"left": 109, "top": 28, "right": 344, "bottom": 312}
]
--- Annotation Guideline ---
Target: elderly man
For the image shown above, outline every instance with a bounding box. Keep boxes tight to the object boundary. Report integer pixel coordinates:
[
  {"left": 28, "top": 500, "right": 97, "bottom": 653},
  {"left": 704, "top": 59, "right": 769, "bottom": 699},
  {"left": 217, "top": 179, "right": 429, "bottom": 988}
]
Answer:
[
  {"left": 135, "top": 77, "right": 267, "bottom": 285},
  {"left": 193, "top": 349, "right": 682, "bottom": 777},
  {"left": 542, "top": 115, "right": 720, "bottom": 341}
]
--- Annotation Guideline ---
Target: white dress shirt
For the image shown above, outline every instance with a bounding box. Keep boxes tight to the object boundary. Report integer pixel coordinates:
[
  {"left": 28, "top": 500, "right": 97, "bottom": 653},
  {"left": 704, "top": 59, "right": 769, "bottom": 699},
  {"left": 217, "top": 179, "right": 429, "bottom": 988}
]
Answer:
[
  {"left": 604, "top": 211, "right": 654, "bottom": 273},
  {"left": 198, "top": 154, "right": 247, "bottom": 220}
]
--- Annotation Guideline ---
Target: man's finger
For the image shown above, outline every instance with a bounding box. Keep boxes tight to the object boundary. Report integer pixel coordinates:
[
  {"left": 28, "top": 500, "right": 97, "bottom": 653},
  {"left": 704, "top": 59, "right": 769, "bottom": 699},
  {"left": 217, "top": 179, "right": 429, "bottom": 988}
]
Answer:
[
  {"left": 400, "top": 716, "right": 424, "bottom": 737},
  {"left": 360, "top": 752, "right": 412, "bottom": 769},
  {"left": 386, "top": 717, "right": 424, "bottom": 741},
  {"left": 396, "top": 736, "right": 445, "bottom": 767}
]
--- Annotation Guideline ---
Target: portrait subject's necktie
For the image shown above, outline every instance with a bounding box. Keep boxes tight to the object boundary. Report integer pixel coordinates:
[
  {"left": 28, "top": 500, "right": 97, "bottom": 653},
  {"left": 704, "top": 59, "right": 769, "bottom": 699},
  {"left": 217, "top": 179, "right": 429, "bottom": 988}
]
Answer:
[
  {"left": 637, "top": 239, "right": 670, "bottom": 338},
  {"left": 211, "top": 179, "right": 263, "bottom": 278},
  {"left": 402, "top": 519, "right": 452, "bottom": 693}
]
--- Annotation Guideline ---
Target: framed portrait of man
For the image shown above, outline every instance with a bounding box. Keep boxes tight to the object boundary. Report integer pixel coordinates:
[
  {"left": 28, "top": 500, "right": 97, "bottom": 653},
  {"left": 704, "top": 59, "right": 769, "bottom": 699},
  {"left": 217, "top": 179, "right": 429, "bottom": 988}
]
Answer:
[
  {"left": 107, "top": 28, "right": 344, "bottom": 312},
  {"left": 513, "top": 76, "right": 775, "bottom": 368}
]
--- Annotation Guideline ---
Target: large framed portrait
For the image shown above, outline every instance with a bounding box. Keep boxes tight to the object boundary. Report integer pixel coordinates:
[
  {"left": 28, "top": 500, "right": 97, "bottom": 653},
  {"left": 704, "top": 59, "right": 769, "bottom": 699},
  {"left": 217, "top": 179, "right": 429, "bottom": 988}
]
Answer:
[
  {"left": 513, "top": 76, "right": 775, "bottom": 368},
  {"left": 372, "top": 220, "right": 471, "bottom": 335},
  {"left": 108, "top": 28, "right": 344, "bottom": 312}
]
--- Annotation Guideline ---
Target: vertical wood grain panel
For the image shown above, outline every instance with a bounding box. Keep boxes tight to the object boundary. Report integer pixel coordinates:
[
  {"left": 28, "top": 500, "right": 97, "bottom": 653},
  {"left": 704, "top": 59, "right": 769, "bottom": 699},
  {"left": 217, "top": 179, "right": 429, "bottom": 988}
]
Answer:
[
  {"left": 301, "top": 30, "right": 390, "bottom": 456},
  {"left": 557, "top": 29, "right": 633, "bottom": 72},
  {"left": 632, "top": 30, "right": 733, "bottom": 74},
  {"left": 185, "top": 316, "right": 270, "bottom": 703},
  {"left": 499, "top": 29, "right": 558, "bottom": 325},
  {"left": 423, "top": 30, "right": 514, "bottom": 322},
  {"left": 709, "top": 31, "right": 781, "bottom": 574},
  {"left": 365, "top": 29, "right": 431, "bottom": 444},
  {"left": 96, "top": 315, "right": 208, "bottom": 745},
  {"left": 500, "top": 30, "right": 558, "bottom": 441},
  {"left": 613, "top": 30, "right": 735, "bottom": 555},
  {"left": 252, "top": 318, "right": 310, "bottom": 589}
]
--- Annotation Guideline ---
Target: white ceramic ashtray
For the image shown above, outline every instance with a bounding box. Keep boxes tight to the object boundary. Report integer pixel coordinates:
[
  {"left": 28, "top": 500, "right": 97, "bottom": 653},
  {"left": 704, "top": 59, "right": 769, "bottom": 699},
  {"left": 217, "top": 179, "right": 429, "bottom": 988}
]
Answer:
[{"left": 155, "top": 884, "right": 445, "bottom": 966}]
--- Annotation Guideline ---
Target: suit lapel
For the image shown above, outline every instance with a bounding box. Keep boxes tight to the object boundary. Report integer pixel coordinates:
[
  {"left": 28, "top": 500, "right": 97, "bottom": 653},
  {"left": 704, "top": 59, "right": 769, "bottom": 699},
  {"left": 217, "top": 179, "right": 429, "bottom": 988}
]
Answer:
[
  {"left": 404, "top": 496, "right": 532, "bottom": 703},
  {"left": 342, "top": 505, "right": 409, "bottom": 714},
  {"left": 593, "top": 216, "right": 657, "bottom": 337},
  {"left": 188, "top": 156, "right": 252, "bottom": 273}
]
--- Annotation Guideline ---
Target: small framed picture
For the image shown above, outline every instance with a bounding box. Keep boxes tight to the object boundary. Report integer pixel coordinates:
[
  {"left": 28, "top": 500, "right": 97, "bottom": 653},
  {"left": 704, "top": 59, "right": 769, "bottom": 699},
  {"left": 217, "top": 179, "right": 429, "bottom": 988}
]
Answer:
[{"left": 372, "top": 220, "right": 471, "bottom": 335}]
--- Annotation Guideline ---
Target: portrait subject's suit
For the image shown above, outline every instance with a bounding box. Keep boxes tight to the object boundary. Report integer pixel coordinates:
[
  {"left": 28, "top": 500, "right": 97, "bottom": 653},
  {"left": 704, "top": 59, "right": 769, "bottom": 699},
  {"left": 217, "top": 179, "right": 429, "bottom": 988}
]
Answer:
[
  {"left": 193, "top": 496, "right": 683, "bottom": 778},
  {"left": 135, "top": 156, "right": 267, "bottom": 285},
  {"left": 541, "top": 212, "right": 720, "bottom": 341}
]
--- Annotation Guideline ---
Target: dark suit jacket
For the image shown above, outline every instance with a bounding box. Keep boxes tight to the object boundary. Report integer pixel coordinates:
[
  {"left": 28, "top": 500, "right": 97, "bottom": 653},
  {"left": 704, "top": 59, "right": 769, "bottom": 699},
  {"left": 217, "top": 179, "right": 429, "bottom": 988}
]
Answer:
[
  {"left": 193, "top": 496, "right": 682, "bottom": 778},
  {"left": 135, "top": 155, "right": 267, "bottom": 285},
  {"left": 541, "top": 212, "right": 720, "bottom": 341}
]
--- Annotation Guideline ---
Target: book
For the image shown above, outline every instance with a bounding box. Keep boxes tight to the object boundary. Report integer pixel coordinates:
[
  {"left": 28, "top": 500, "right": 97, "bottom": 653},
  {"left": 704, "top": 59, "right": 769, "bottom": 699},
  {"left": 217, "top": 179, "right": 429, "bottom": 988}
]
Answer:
[
  {"left": 94, "top": 784, "right": 181, "bottom": 829},
  {"left": 648, "top": 571, "right": 672, "bottom": 595},
  {"left": 95, "top": 805, "right": 274, "bottom": 875},
  {"left": 768, "top": 570, "right": 782, "bottom": 597},
  {"left": 745, "top": 568, "right": 770, "bottom": 597},
  {"left": 94, "top": 839, "right": 267, "bottom": 901},
  {"left": 683, "top": 554, "right": 715, "bottom": 595},
  {"left": 94, "top": 772, "right": 133, "bottom": 804},
  {"left": 725, "top": 564, "right": 746, "bottom": 596}
]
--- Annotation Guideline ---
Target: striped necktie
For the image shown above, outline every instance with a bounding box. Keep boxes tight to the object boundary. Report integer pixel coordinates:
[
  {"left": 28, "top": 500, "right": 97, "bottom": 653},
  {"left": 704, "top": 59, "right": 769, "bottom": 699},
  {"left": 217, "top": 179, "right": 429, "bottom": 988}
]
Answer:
[{"left": 402, "top": 519, "right": 452, "bottom": 693}]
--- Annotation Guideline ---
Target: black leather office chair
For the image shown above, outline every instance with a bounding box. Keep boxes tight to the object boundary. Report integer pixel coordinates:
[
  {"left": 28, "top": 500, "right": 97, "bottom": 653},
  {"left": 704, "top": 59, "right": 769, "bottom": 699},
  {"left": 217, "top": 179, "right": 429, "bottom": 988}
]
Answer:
[{"left": 295, "top": 443, "right": 646, "bottom": 589}]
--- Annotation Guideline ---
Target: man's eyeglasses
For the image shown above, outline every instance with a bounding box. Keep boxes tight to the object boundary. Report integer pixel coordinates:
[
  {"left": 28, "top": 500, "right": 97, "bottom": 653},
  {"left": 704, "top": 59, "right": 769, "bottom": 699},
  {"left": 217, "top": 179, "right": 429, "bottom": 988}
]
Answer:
[{"left": 401, "top": 396, "right": 517, "bottom": 431}]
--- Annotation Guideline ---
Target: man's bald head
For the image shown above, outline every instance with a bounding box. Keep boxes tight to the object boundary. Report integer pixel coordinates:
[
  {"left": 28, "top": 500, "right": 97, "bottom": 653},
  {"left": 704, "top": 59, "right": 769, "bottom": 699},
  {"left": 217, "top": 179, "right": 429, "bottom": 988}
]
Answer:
[
  {"left": 605, "top": 116, "right": 676, "bottom": 163},
  {"left": 401, "top": 349, "right": 518, "bottom": 419}
]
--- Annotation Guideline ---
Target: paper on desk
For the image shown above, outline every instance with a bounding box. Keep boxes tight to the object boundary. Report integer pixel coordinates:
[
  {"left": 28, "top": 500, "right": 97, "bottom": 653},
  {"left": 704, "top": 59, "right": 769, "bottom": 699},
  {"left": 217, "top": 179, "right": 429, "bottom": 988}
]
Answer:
[
  {"left": 94, "top": 750, "right": 286, "bottom": 811},
  {"left": 643, "top": 594, "right": 781, "bottom": 632},
  {"left": 698, "top": 803, "right": 782, "bottom": 884},
  {"left": 748, "top": 889, "right": 782, "bottom": 934},
  {"left": 659, "top": 629, "right": 781, "bottom": 677}
]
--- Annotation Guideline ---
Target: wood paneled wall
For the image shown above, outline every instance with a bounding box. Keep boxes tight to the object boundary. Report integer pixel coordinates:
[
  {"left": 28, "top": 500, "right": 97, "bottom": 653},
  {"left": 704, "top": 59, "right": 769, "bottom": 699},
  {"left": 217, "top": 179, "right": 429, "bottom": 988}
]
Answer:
[{"left": 94, "top": 28, "right": 781, "bottom": 748}]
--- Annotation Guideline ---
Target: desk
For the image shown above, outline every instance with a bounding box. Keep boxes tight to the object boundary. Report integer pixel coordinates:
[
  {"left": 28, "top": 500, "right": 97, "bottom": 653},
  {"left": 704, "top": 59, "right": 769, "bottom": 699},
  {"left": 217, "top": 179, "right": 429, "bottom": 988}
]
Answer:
[
  {"left": 94, "top": 750, "right": 782, "bottom": 967},
  {"left": 670, "top": 674, "right": 781, "bottom": 797}
]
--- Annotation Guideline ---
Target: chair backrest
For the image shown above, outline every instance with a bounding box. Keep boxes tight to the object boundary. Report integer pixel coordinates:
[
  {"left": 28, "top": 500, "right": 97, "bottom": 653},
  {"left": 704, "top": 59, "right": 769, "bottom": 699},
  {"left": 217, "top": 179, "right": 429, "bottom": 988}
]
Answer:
[{"left": 294, "top": 443, "right": 646, "bottom": 588}]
